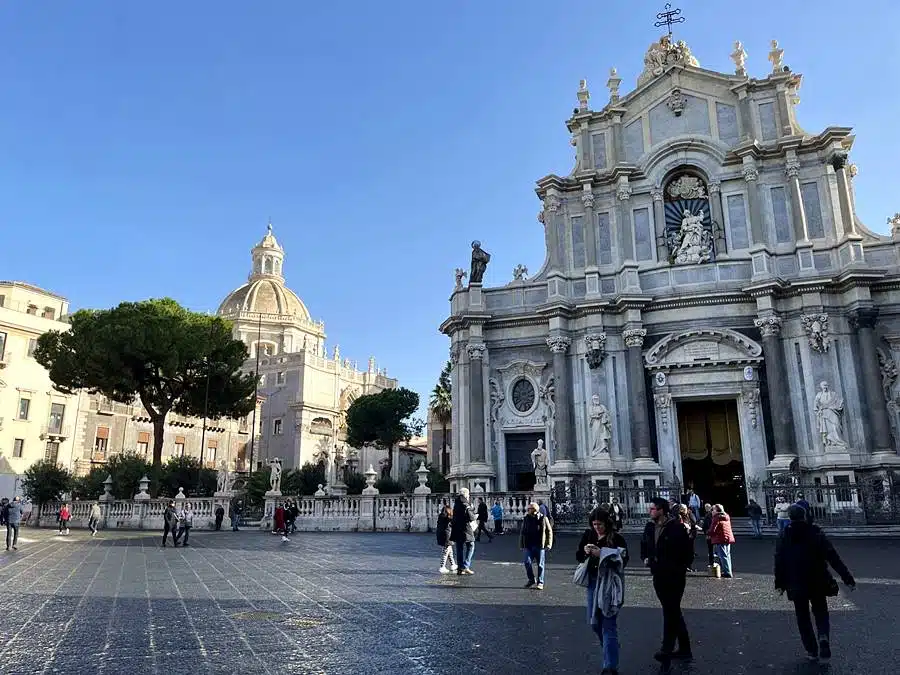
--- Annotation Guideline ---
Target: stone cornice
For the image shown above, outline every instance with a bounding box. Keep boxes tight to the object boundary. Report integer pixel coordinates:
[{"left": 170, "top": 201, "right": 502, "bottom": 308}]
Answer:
[
  {"left": 439, "top": 312, "right": 490, "bottom": 335},
  {"left": 645, "top": 292, "right": 751, "bottom": 312}
]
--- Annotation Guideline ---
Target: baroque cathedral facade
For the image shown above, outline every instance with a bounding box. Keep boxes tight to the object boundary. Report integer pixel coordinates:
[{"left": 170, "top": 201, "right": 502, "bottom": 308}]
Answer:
[{"left": 441, "top": 35, "right": 900, "bottom": 511}]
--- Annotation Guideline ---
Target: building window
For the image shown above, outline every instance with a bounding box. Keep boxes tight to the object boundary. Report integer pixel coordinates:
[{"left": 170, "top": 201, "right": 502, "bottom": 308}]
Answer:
[
  {"left": 206, "top": 439, "right": 218, "bottom": 464},
  {"left": 26, "top": 305, "right": 37, "bottom": 315},
  {"left": 137, "top": 431, "right": 151, "bottom": 457},
  {"left": 175, "top": 436, "right": 186, "bottom": 457},
  {"left": 17, "top": 397, "right": 30, "bottom": 420},
  {"left": 48, "top": 403, "right": 65, "bottom": 433},
  {"left": 45, "top": 442, "right": 60, "bottom": 463},
  {"left": 42, "top": 307, "right": 55, "bottom": 320},
  {"left": 0, "top": 295, "right": 5, "bottom": 307},
  {"left": 264, "top": 344, "right": 273, "bottom": 356},
  {"left": 276, "top": 371, "right": 286, "bottom": 385},
  {"left": 27, "top": 338, "right": 38, "bottom": 357},
  {"left": 94, "top": 426, "right": 110, "bottom": 456},
  {"left": 273, "top": 418, "right": 283, "bottom": 435},
  {"left": 0, "top": 331, "right": 7, "bottom": 359},
  {"left": 12, "top": 439, "right": 24, "bottom": 458}
]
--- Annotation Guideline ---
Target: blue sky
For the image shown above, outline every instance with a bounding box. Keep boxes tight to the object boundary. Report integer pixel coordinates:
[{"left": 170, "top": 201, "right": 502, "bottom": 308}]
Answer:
[{"left": 2, "top": 1, "right": 898, "bottom": 416}]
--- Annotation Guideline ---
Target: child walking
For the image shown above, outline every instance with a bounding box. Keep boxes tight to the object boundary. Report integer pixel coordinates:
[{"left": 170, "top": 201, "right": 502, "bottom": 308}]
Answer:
[{"left": 436, "top": 505, "right": 457, "bottom": 574}]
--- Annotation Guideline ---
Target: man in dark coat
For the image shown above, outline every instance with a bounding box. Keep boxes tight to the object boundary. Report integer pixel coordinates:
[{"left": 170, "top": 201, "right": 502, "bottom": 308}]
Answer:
[
  {"left": 641, "top": 497, "right": 694, "bottom": 665},
  {"left": 214, "top": 504, "right": 225, "bottom": 531},
  {"left": 775, "top": 505, "right": 855, "bottom": 662},
  {"left": 162, "top": 501, "right": 178, "bottom": 547},
  {"left": 450, "top": 488, "right": 477, "bottom": 575},
  {"left": 474, "top": 497, "right": 493, "bottom": 543}
]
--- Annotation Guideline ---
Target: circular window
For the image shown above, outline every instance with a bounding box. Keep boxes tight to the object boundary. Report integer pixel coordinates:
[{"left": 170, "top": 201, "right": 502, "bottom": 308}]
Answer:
[{"left": 511, "top": 378, "right": 536, "bottom": 413}]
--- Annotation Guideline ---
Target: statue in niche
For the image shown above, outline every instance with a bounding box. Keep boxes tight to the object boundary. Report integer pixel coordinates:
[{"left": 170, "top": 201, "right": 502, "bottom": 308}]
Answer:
[
  {"left": 674, "top": 209, "right": 711, "bottom": 264},
  {"left": 531, "top": 439, "right": 549, "bottom": 488},
  {"left": 814, "top": 381, "right": 848, "bottom": 450},
  {"left": 539, "top": 377, "right": 556, "bottom": 452},
  {"left": 469, "top": 241, "right": 491, "bottom": 284},
  {"left": 588, "top": 395, "right": 612, "bottom": 457},
  {"left": 268, "top": 458, "right": 283, "bottom": 493}
]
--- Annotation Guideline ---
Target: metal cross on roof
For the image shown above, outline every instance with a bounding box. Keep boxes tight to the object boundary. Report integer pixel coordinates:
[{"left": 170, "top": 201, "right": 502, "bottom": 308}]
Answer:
[{"left": 654, "top": 3, "right": 685, "bottom": 37}]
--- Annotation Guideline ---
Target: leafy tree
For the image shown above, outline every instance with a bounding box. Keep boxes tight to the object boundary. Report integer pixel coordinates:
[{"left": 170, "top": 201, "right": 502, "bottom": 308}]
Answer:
[
  {"left": 71, "top": 467, "right": 108, "bottom": 501},
  {"left": 21, "top": 460, "right": 72, "bottom": 509},
  {"left": 106, "top": 452, "right": 152, "bottom": 499},
  {"left": 344, "top": 471, "right": 367, "bottom": 495},
  {"left": 374, "top": 476, "right": 403, "bottom": 494},
  {"left": 158, "top": 456, "right": 216, "bottom": 497},
  {"left": 35, "top": 298, "right": 257, "bottom": 471},
  {"left": 295, "top": 462, "right": 326, "bottom": 495},
  {"left": 346, "top": 387, "right": 420, "bottom": 478},
  {"left": 244, "top": 467, "right": 271, "bottom": 507},
  {"left": 429, "top": 360, "right": 453, "bottom": 474}
]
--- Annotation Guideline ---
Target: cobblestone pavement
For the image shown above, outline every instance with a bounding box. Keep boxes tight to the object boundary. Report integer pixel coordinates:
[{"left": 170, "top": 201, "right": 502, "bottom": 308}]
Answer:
[{"left": 0, "top": 529, "right": 897, "bottom": 675}]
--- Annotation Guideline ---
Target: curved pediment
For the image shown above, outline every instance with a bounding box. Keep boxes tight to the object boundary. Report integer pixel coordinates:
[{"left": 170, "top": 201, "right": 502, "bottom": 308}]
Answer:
[{"left": 645, "top": 328, "right": 762, "bottom": 368}]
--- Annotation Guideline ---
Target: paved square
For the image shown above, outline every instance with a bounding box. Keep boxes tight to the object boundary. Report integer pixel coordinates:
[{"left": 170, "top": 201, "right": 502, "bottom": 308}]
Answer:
[{"left": 0, "top": 529, "right": 896, "bottom": 674}]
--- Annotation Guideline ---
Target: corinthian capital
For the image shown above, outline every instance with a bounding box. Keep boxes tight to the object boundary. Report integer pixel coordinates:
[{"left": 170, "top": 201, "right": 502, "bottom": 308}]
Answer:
[
  {"left": 784, "top": 159, "right": 800, "bottom": 178},
  {"left": 546, "top": 336, "right": 571, "bottom": 354},
  {"left": 581, "top": 192, "right": 596, "bottom": 209},
  {"left": 708, "top": 180, "right": 721, "bottom": 194},
  {"left": 754, "top": 316, "right": 782, "bottom": 337},
  {"left": 616, "top": 182, "right": 632, "bottom": 201},
  {"left": 466, "top": 343, "right": 486, "bottom": 360},
  {"left": 623, "top": 328, "right": 647, "bottom": 348},
  {"left": 544, "top": 195, "right": 561, "bottom": 213},
  {"left": 650, "top": 186, "right": 664, "bottom": 202},
  {"left": 742, "top": 166, "right": 759, "bottom": 182}
]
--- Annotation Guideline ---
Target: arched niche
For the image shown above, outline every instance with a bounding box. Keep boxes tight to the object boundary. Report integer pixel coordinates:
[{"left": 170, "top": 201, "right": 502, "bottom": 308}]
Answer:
[{"left": 662, "top": 167, "right": 716, "bottom": 265}]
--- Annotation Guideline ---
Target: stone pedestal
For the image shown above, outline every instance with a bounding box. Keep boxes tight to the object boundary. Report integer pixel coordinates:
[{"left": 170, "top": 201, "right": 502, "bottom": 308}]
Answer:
[
  {"left": 213, "top": 492, "right": 233, "bottom": 530},
  {"left": 328, "top": 481, "right": 348, "bottom": 496}
]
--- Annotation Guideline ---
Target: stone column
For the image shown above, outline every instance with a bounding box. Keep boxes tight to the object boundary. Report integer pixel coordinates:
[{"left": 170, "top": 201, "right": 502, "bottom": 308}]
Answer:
[
  {"left": 467, "top": 343, "right": 487, "bottom": 463},
  {"left": 623, "top": 329, "right": 652, "bottom": 459},
  {"left": 543, "top": 194, "right": 563, "bottom": 273},
  {"left": 651, "top": 186, "right": 667, "bottom": 262},
  {"left": 754, "top": 316, "right": 797, "bottom": 457},
  {"left": 609, "top": 117, "right": 623, "bottom": 165},
  {"left": 708, "top": 180, "right": 727, "bottom": 255},
  {"left": 743, "top": 164, "right": 765, "bottom": 245},
  {"left": 582, "top": 189, "right": 598, "bottom": 268},
  {"left": 831, "top": 152, "right": 856, "bottom": 236},
  {"left": 546, "top": 336, "right": 574, "bottom": 461},
  {"left": 850, "top": 309, "right": 892, "bottom": 453},
  {"left": 615, "top": 179, "right": 634, "bottom": 260},
  {"left": 785, "top": 158, "right": 809, "bottom": 241}
]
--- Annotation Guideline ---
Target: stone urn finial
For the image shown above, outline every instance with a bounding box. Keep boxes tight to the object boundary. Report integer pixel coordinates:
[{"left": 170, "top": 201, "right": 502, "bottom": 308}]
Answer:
[
  {"left": 414, "top": 461, "right": 431, "bottom": 495},
  {"left": 314, "top": 483, "right": 326, "bottom": 497},
  {"left": 99, "top": 474, "right": 114, "bottom": 502},
  {"left": 134, "top": 475, "right": 151, "bottom": 501},
  {"left": 362, "top": 464, "right": 379, "bottom": 496},
  {"left": 175, "top": 487, "right": 186, "bottom": 501}
]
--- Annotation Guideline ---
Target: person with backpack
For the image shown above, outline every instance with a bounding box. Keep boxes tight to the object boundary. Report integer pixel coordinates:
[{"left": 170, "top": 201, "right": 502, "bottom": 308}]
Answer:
[{"left": 775, "top": 504, "right": 856, "bottom": 662}]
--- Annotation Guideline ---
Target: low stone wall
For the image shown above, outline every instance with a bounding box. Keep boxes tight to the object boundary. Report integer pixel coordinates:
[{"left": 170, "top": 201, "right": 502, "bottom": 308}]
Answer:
[{"left": 31, "top": 496, "right": 233, "bottom": 531}]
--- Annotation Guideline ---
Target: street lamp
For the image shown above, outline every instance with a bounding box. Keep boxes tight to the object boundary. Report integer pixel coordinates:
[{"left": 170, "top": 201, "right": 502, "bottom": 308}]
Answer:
[{"left": 198, "top": 314, "right": 214, "bottom": 492}]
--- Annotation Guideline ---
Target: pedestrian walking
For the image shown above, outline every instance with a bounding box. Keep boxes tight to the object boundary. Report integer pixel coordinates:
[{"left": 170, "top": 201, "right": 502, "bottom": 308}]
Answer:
[
  {"left": 577, "top": 506, "right": 628, "bottom": 675},
  {"left": 700, "top": 503, "right": 714, "bottom": 567},
  {"left": 794, "top": 492, "right": 815, "bottom": 523},
  {"left": 162, "top": 501, "right": 178, "bottom": 547},
  {"left": 450, "top": 488, "right": 476, "bottom": 575},
  {"left": 230, "top": 501, "right": 241, "bottom": 531},
  {"left": 676, "top": 504, "right": 698, "bottom": 572},
  {"left": 520, "top": 502, "right": 553, "bottom": 590},
  {"left": 609, "top": 497, "right": 625, "bottom": 532},
  {"left": 88, "top": 502, "right": 102, "bottom": 536},
  {"left": 214, "top": 504, "right": 225, "bottom": 531},
  {"left": 747, "top": 499, "right": 763, "bottom": 538},
  {"left": 775, "top": 505, "right": 856, "bottom": 662},
  {"left": 640, "top": 497, "right": 694, "bottom": 665},
  {"left": 490, "top": 500, "right": 504, "bottom": 535},
  {"left": 179, "top": 503, "right": 194, "bottom": 546},
  {"left": 474, "top": 497, "right": 493, "bottom": 542},
  {"left": 687, "top": 489, "right": 701, "bottom": 523},
  {"left": 0, "top": 497, "right": 9, "bottom": 527},
  {"left": 436, "top": 504, "right": 457, "bottom": 574},
  {"left": 286, "top": 500, "right": 299, "bottom": 534},
  {"left": 710, "top": 504, "right": 736, "bottom": 578},
  {"left": 57, "top": 503, "right": 71, "bottom": 535},
  {"left": 5, "top": 496, "right": 24, "bottom": 551},
  {"left": 774, "top": 496, "right": 791, "bottom": 535}
]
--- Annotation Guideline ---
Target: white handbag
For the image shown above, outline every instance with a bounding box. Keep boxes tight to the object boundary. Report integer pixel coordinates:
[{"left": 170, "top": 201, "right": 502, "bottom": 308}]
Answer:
[{"left": 573, "top": 560, "right": 591, "bottom": 587}]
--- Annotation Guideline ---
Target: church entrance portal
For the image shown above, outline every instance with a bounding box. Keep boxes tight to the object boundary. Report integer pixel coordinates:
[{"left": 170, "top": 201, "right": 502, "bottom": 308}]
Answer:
[
  {"left": 677, "top": 399, "right": 747, "bottom": 515},
  {"left": 504, "top": 432, "right": 542, "bottom": 492}
]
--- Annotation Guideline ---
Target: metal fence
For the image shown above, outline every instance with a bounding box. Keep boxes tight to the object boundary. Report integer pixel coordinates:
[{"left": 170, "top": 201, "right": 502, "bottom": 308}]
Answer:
[
  {"left": 761, "top": 476, "right": 900, "bottom": 527},
  {"left": 550, "top": 480, "right": 679, "bottom": 531}
]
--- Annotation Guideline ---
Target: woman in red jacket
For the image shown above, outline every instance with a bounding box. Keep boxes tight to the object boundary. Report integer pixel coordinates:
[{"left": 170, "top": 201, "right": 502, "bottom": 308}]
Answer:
[
  {"left": 710, "top": 504, "right": 735, "bottom": 578},
  {"left": 57, "top": 503, "right": 71, "bottom": 535}
]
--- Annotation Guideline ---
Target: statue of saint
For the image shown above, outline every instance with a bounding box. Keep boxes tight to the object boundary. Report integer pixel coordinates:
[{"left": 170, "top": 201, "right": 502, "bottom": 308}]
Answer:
[
  {"left": 588, "top": 395, "right": 612, "bottom": 457},
  {"left": 814, "top": 381, "right": 848, "bottom": 449},
  {"left": 531, "top": 439, "right": 549, "bottom": 488},
  {"left": 469, "top": 241, "right": 491, "bottom": 283},
  {"left": 216, "top": 460, "right": 230, "bottom": 493},
  {"left": 269, "top": 458, "right": 283, "bottom": 493},
  {"left": 675, "top": 209, "right": 711, "bottom": 264}
]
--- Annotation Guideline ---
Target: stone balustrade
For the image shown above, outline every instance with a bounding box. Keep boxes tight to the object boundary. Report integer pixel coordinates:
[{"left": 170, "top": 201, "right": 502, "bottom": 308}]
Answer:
[{"left": 33, "top": 495, "right": 233, "bottom": 531}]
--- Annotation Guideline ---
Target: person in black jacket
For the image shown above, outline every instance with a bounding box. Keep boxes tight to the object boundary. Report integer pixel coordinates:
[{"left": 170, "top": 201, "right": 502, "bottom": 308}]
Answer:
[
  {"left": 474, "top": 497, "right": 493, "bottom": 543},
  {"left": 162, "top": 501, "right": 178, "bottom": 547},
  {"left": 436, "top": 504, "right": 456, "bottom": 573},
  {"left": 775, "top": 505, "right": 855, "bottom": 662},
  {"left": 450, "top": 488, "right": 477, "bottom": 575},
  {"left": 577, "top": 507, "right": 628, "bottom": 675},
  {"left": 214, "top": 504, "right": 225, "bottom": 531},
  {"left": 640, "top": 497, "right": 694, "bottom": 665}
]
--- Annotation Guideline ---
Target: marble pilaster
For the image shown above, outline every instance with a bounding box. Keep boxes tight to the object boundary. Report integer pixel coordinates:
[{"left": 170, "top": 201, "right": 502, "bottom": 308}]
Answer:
[
  {"left": 707, "top": 180, "right": 726, "bottom": 255},
  {"left": 754, "top": 316, "right": 797, "bottom": 461},
  {"left": 547, "top": 336, "right": 574, "bottom": 462},
  {"left": 742, "top": 163, "right": 765, "bottom": 245},
  {"left": 850, "top": 309, "right": 892, "bottom": 453},
  {"left": 651, "top": 186, "right": 667, "bottom": 262},
  {"left": 467, "top": 343, "right": 487, "bottom": 463},
  {"left": 623, "top": 329, "right": 652, "bottom": 459},
  {"left": 785, "top": 158, "right": 809, "bottom": 241}
]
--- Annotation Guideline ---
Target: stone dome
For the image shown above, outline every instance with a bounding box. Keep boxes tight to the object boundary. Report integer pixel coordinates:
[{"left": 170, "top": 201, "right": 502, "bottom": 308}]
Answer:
[
  {"left": 217, "top": 278, "right": 311, "bottom": 320},
  {"left": 216, "top": 223, "right": 311, "bottom": 321}
]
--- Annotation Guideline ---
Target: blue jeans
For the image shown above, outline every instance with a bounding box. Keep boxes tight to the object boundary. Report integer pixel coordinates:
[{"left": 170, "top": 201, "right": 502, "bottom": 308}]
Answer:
[
  {"left": 523, "top": 546, "right": 545, "bottom": 584},
  {"left": 751, "top": 517, "right": 762, "bottom": 537},
  {"left": 587, "top": 580, "right": 619, "bottom": 670},
  {"left": 455, "top": 541, "right": 475, "bottom": 570},
  {"left": 715, "top": 543, "right": 733, "bottom": 576},
  {"left": 777, "top": 519, "right": 789, "bottom": 536}
]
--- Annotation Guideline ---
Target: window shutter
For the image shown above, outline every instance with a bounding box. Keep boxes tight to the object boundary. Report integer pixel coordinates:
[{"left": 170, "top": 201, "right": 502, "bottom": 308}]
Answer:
[
  {"left": 137, "top": 431, "right": 151, "bottom": 444},
  {"left": 207, "top": 439, "right": 218, "bottom": 449},
  {"left": 175, "top": 436, "right": 186, "bottom": 445},
  {"left": 95, "top": 426, "right": 110, "bottom": 440}
]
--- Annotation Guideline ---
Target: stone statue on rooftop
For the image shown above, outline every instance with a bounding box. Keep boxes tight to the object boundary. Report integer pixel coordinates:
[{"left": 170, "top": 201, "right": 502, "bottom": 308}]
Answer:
[{"left": 469, "top": 241, "right": 491, "bottom": 284}]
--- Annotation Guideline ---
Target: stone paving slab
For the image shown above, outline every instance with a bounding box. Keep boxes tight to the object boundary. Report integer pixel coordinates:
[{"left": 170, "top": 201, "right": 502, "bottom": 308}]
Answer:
[{"left": 0, "top": 529, "right": 897, "bottom": 674}]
